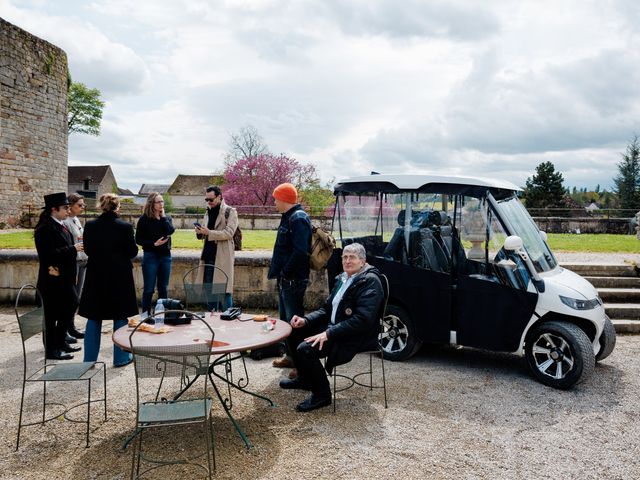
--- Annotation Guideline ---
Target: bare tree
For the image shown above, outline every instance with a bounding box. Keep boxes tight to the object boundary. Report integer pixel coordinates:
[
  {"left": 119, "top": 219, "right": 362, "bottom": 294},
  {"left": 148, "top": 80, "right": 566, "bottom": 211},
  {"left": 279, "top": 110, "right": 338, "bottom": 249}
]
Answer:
[{"left": 225, "top": 125, "right": 269, "bottom": 162}]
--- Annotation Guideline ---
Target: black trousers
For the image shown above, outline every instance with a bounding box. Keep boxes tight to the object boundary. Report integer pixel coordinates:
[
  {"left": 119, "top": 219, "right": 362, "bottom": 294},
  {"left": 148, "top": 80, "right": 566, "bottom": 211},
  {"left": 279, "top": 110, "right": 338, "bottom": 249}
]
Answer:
[
  {"left": 288, "top": 323, "right": 331, "bottom": 397},
  {"left": 42, "top": 286, "right": 77, "bottom": 352}
]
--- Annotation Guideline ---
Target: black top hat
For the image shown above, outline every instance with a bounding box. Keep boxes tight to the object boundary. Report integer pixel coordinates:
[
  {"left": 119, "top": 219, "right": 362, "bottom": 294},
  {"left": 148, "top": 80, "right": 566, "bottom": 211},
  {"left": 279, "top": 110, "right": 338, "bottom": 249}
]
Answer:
[{"left": 43, "top": 192, "right": 70, "bottom": 210}]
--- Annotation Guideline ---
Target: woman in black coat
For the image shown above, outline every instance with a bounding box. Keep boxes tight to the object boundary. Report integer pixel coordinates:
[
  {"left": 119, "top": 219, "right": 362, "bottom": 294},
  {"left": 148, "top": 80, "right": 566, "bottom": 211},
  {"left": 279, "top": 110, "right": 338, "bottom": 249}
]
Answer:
[{"left": 79, "top": 193, "right": 139, "bottom": 366}]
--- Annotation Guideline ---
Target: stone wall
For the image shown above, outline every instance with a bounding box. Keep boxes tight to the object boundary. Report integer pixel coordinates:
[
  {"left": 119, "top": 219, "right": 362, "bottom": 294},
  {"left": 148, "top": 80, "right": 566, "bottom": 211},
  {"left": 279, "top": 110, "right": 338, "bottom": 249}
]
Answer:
[
  {"left": 0, "top": 18, "right": 68, "bottom": 228},
  {"left": 0, "top": 250, "right": 330, "bottom": 309},
  {"left": 533, "top": 217, "right": 632, "bottom": 234}
]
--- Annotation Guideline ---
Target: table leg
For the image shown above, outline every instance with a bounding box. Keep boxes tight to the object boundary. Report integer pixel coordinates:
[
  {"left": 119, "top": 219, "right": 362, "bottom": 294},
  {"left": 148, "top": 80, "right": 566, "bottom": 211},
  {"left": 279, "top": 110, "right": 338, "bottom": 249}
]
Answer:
[
  {"left": 206, "top": 352, "right": 278, "bottom": 449},
  {"left": 207, "top": 371, "right": 252, "bottom": 449},
  {"left": 210, "top": 353, "right": 276, "bottom": 407}
]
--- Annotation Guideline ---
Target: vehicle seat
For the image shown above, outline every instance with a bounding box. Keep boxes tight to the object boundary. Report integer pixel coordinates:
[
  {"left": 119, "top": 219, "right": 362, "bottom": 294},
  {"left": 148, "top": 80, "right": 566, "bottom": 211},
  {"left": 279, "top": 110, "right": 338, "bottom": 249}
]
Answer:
[
  {"left": 450, "top": 227, "right": 471, "bottom": 274},
  {"left": 383, "top": 210, "right": 407, "bottom": 262},
  {"left": 493, "top": 248, "right": 531, "bottom": 290},
  {"left": 417, "top": 228, "right": 448, "bottom": 272}
]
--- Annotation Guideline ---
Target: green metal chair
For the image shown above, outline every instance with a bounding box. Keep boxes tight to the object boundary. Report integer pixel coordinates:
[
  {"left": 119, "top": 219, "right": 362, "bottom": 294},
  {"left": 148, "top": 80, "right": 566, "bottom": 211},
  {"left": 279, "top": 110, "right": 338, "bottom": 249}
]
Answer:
[
  {"left": 15, "top": 284, "right": 107, "bottom": 449},
  {"left": 182, "top": 264, "right": 228, "bottom": 312},
  {"left": 331, "top": 273, "right": 389, "bottom": 412},
  {"left": 129, "top": 310, "right": 216, "bottom": 479}
]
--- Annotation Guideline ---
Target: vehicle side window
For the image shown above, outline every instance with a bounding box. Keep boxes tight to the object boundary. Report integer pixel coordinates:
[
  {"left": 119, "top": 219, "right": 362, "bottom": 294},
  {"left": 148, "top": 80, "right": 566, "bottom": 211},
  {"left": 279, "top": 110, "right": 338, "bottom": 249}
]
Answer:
[
  {"left": 455, "top": 196, "right": 528, "bottom": 289},
  {"left": 380, "top": 193, "right": 454, "bottom": 273}
]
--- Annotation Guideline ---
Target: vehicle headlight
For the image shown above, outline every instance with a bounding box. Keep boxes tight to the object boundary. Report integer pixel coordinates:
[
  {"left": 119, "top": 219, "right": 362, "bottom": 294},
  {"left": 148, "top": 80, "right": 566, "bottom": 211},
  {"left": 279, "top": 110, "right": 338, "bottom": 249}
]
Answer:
[{"left": 559, "top": 295, "right": 600, "bottom": 310}]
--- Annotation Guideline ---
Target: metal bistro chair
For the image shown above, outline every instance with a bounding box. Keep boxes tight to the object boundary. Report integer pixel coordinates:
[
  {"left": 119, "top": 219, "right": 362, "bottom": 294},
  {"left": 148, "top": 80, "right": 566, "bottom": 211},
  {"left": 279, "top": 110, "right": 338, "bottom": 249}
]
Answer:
[
  {"left": 182, "top": 264, "right": 228, "bottom": 313},
  {"left": 15, "top": 284, "right": 107, "bottom": 449},
  {"left": 129, "top": 310, "right": 216, "bottom": 479},
  {"left": 182, "top": 264, "right": 241, "bottom": 404},
  {"left": 331, "top": 273, "right": 389, "bottom": 412}
]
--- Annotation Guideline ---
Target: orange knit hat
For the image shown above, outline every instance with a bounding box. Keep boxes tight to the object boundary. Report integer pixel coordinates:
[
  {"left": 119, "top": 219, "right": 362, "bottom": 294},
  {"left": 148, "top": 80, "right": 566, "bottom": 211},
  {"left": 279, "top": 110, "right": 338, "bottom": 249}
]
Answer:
[{"left": 273, "top": 183, "right": 298, "bottom": 204}]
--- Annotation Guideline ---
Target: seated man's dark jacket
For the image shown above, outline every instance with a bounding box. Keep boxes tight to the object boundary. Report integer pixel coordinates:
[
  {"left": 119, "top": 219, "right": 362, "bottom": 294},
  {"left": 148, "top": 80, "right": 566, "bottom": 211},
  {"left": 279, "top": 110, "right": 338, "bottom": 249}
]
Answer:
[{"left": 304, "top": 264, "right": 384, "bottom": 373}]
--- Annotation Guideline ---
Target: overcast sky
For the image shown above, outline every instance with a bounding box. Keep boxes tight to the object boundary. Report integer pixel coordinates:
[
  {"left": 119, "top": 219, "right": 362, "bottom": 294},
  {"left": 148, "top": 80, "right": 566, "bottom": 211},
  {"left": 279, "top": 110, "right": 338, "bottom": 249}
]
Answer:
[{"left": 3, "top": 0, "right": 639, "bottom": 193}]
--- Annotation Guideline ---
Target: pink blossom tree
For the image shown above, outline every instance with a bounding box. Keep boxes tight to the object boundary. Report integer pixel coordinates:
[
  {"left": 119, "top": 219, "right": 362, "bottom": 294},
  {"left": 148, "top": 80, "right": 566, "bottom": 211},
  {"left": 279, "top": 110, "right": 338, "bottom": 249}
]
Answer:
[{"left": 223, "top": 153, "right": 318, "bottom": 212}]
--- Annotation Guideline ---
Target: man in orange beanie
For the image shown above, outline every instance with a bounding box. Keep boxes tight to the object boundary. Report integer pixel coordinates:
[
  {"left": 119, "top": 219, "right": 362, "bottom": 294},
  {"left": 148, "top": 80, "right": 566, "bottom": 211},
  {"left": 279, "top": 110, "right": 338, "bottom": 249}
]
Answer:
[{"left": 268, "top": 183, "right": 312, "bottom": 375}]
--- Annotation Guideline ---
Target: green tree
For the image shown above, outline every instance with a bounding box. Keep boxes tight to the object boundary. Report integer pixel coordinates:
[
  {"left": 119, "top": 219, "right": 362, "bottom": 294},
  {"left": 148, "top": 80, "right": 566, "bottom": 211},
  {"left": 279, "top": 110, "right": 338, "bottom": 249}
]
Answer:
[
  {"left": 613, "top": 136, "right": 640, "bottom": 210},
  {"left": 67, "top": 81, "right": 105, "bottom": 136},
  {"left": 299, "top": 179, "right": 335, "bottom": 216},
  {"left": 522, "top": 161, "right": 566, "bottom": 209},
  {"left": 162, "top": 193, "right": 174, "bottom": 213}
]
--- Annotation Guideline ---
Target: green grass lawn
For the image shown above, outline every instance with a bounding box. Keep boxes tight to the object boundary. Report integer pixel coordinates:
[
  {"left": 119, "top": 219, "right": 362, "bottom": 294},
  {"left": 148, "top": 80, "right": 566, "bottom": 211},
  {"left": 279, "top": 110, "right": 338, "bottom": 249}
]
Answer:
[
  {"left": 0, "top": 230, "right": 638, "bottom": 253},
  {"left": 0, "top": 229, "right": 279, "bottom": 250},
  {"left": 545, "top": 234, "right": 640, "bottom": 253}
]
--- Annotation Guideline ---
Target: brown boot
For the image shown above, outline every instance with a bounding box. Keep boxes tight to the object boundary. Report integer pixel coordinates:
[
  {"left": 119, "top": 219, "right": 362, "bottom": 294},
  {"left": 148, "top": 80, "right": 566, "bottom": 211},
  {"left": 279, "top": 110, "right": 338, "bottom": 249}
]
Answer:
[{"left": 272, "top": 355, "right": 294, "bottom": 368}]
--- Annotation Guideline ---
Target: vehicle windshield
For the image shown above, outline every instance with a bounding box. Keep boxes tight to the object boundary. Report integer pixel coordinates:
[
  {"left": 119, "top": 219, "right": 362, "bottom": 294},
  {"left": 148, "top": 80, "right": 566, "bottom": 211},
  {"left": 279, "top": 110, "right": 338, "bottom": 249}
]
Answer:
[{"left": 494, "top": 196, "right": 558, "bottom": 272}]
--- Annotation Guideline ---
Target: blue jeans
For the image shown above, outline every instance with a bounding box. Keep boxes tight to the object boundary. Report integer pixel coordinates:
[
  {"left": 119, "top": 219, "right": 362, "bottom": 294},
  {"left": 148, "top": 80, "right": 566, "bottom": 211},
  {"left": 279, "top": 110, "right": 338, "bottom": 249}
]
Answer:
[
  {"left": 83, "top": 318, "right": 132, "bottom": 366},
  {"left": 209, "top": 293, "right": 233, "bottom": 312},
  {"left": 278, "top": 278, "right": 308, "bottom": 323},
  {"left": 202, "top": 265, "right": 233, "bottom": 311},
  {"left": 141, "top": 252, "right": 172, "bottom": 312}
]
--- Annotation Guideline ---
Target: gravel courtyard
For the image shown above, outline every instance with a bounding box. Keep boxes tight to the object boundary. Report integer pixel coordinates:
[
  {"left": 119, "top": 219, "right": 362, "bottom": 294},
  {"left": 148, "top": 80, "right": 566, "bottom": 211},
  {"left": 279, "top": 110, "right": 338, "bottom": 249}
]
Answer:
[{"left": 0, "top": 307, "right": 638, "bottom": 480}]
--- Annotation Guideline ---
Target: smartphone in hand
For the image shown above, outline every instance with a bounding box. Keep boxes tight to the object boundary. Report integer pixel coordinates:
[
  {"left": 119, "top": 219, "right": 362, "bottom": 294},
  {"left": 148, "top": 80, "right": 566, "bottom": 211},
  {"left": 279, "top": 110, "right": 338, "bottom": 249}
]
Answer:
[{"left": 194, "top": 222, "right": 202, "bottom": 228}]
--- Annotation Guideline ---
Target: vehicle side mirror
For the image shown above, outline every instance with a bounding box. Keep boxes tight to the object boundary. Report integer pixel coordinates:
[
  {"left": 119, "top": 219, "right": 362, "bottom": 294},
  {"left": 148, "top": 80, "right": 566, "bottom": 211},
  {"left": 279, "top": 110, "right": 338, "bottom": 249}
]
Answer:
[
  {"left": 539, "top": 230, "right": 548, "bottom": 242},
  {"left": 502, "top": 235, "right": 545, "bottom": 291},
  {"left": 503, "top": 235, "right": 523, "bottom": 251}
]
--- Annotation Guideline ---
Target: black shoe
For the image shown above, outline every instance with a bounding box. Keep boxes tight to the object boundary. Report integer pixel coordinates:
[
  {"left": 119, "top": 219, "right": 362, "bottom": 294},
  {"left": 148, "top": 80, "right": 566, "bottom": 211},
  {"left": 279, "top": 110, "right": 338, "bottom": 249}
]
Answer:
[
  {"left": 65, "top": 334, "right": 78, "bottom": 344},
  {"left": 296, "top": 394, "right": 331, "bottom": 412},
  {"left": 279, "top": 378, "right": 312, "bottom": 391},
  {"left": 46, "top": 350, "right": 74, "bottom": 361},
  {"left": 62, "top": 343, "right": 81, "bottom": 353},
  {"left": 69, "top": 329, "right": 85, "bottom": 339}
]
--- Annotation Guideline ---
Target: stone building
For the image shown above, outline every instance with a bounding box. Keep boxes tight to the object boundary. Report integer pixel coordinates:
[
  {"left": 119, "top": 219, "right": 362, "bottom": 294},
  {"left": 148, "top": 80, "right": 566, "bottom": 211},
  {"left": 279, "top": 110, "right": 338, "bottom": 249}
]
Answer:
[
  {"left": 167, "top": 174, "right": 223, "bottom": 208},
  {"left": 0, "top": 18, "right": 68, "bottom": 227},
  {"left": 68, "top": 165, "right": 117, "bottom": 200},
  {"left": 138, "top": 183, "right": 170, "bottom": 196}
]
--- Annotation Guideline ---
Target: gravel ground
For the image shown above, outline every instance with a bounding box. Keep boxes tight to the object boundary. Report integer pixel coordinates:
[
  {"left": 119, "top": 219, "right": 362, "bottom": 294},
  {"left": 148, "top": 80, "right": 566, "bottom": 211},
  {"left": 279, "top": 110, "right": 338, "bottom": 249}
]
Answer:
[
  {"left": 0, "top": 245, "right": 638, "bottom": 479},
  {"left": 0, "top": 306, "right": 639, "bottom": 480}
]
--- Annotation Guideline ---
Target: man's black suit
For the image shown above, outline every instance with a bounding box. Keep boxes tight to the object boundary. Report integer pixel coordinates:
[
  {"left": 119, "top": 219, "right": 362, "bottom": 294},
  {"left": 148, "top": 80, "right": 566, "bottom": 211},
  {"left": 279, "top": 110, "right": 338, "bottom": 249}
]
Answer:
[{"left": 34, "top": 216, "right": 78, "bottom": 354}]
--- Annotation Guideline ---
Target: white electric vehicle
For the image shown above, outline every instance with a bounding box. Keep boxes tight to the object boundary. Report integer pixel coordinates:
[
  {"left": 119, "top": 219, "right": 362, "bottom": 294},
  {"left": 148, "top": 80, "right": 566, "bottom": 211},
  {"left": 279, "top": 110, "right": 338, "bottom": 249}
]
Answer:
[{"left": 328, "top": 174, "right": 616, "bottom": 389}]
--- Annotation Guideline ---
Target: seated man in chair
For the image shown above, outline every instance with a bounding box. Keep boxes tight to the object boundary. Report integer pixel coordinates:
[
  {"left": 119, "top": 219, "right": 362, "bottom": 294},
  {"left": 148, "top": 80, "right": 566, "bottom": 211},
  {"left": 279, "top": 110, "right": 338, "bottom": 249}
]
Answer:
[{"left": 282, "top": 242, "right": 384, "bottom": 412}]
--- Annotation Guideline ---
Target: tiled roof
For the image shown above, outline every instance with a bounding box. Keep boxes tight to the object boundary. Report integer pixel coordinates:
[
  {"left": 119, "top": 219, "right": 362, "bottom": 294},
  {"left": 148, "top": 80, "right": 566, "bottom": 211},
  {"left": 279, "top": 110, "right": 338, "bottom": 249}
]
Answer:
[
  {"left": 138, "top": 184, "right": 170, "bottom": 195},
  {"left": 68, "top": 165, "right": 111, "bottom": 184},
  {"left": 117, "top": 187, "right": 135, "bottom": 196},
  {"left": 167, "top": 174, "right": 223, "bottom": 195}
]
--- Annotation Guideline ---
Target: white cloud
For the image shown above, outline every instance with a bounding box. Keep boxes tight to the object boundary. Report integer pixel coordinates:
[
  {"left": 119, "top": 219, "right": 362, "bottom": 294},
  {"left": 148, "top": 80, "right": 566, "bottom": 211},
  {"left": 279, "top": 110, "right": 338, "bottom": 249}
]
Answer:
[
  {"left": 4, "top": 0, "right": 640, "bottom": 192},
  {"left": 69, "top": 100, "right": 225, "bottom": 187},
  {"left": 0, "top": 0, "right": 150, "bottom": 96}
]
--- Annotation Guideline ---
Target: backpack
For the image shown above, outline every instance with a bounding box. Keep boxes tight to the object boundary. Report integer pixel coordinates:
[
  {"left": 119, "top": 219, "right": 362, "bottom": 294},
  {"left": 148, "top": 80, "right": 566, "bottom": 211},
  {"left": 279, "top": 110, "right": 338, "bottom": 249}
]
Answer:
[
  {"left": 310, "top": 225, "right": 336, "bottom": 270},
  {"left": 224, "top": 207, "right": 242, "bottom": 251},
  {"left": 289, "top": 211, "right": 336, "bottom": 270}
]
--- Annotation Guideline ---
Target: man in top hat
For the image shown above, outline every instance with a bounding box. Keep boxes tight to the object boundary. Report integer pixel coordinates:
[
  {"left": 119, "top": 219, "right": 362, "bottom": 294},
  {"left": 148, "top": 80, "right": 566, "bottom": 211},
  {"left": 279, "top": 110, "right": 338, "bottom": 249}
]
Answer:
[
  {"left": 34, "top": 192, "right": 84, "bottom": 360},
  {"left": 268, "top": 183, "right": 312, "bottom": 375}
]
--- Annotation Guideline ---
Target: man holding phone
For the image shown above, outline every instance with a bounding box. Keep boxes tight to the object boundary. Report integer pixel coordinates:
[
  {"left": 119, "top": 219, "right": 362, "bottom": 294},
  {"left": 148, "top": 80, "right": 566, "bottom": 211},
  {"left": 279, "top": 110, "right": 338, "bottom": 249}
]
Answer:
[{"left": 195, "top": 185, "right": 238, "bottom": 310}]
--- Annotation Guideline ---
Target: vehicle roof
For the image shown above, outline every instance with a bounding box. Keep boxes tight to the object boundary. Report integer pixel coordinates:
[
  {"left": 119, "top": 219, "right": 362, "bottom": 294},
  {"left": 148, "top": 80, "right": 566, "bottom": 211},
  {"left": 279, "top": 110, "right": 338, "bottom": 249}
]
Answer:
[{"left": 334, "top": 174, "right": 521, "bottom": 199}]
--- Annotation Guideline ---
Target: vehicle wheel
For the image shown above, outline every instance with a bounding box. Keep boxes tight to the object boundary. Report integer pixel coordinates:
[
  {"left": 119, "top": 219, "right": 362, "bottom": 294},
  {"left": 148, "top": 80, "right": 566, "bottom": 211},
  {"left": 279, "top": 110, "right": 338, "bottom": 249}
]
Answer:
[
  {"left": 596, "top": 315, "right": 616, "bottom": 362},
  {"left": 525, "top": 320, "right": 595, "bottom": 389},
  {"left": 379, "top": 304, "right": 422, "bottom": 361}
]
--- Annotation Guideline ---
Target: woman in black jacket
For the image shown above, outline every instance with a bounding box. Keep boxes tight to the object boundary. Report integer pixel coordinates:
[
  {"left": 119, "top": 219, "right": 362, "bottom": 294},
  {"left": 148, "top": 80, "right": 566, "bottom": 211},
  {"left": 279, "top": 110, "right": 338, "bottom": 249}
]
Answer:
[
  {"left": 79, "top": 193, "right": 139, "bottom": 366},
  {"left": 281, "top": 242, "right": 384, "bottom": 412},
  {"left": 135, "top": 192, "right": 175, "bottom": 314}
]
